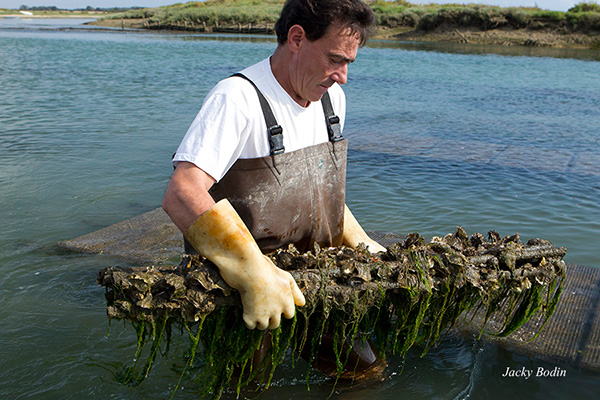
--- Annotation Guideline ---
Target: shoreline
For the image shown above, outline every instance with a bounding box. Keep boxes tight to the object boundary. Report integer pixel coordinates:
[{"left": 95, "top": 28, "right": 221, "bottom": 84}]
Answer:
[
  {"left": 382, "top": 26, "right": 599, "bottom": 49},
  {"left": 0, "top": 13, "right": 103, "bottom": 18},
  {"left": 3, "top": 14, "right": 597, "bottom": 50},
  {"left": 87, "top": 18, "right": 599, "bottom": 50}
]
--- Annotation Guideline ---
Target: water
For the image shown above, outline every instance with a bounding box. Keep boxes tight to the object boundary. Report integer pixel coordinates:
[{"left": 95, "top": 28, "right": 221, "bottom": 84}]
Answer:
[{"left": 1, "top": 18, "right": 599, "bottom": 399}]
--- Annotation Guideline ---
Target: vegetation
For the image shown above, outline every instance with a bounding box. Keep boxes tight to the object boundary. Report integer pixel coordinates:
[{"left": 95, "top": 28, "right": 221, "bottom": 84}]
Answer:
[
  {"left": 104, "top": 0, "right": 284, "bottom": 27},
  {"left": 413, "top": 3, "right": 600, "bottom": 33},
  {"left": 97, "top": 1, "right": 600, "bottom": 34},
  {"left": 5, "top": 1, "right": 597, "bottom": 46},
  {"left": 569, "top": 1, "right": 600, "bottom": 13}
]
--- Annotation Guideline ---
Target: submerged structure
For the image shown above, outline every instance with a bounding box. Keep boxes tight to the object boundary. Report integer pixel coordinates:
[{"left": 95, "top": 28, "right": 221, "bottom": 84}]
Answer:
[{"left": 97, "top": 227, "right": 566, "bottom": 398}]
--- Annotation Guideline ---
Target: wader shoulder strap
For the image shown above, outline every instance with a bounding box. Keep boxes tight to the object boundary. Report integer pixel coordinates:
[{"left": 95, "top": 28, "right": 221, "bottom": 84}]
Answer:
[
  {"left": 321, "top": 91, "right": 343, "bottom": 142},
  {"left": 231, "top": 73, "right": 343, "bottom": 154},
  {"left": 231, "top": 73, "right": 284, "bottom": 156}
]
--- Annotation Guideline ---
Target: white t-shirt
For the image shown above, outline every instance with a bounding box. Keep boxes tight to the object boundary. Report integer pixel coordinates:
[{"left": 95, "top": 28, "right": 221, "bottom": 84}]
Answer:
[{"left": 173, "top": 57, "right": 346, "bottom": 182}]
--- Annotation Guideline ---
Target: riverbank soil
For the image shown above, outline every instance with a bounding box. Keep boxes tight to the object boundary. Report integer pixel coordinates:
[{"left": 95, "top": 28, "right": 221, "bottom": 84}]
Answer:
[
  {"left": 87, "top": 18, "right": 147, "bottom": 29},
  {"left": 390, "top": 26, "right": 599, "bottom": 49}
]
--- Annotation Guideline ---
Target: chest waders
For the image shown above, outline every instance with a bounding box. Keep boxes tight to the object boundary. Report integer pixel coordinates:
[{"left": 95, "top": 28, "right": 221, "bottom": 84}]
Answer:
[
  {"left": 184, "top": 73, "right": 348, "bottom": 255},
  {"left": 184, "top": 74, "right": 384, "bottom": 380}
]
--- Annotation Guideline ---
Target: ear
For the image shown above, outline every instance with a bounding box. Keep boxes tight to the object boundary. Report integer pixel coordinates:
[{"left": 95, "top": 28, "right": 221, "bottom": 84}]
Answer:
[{"left": 287, "top": 24, "right": 306, "bottom": 53}]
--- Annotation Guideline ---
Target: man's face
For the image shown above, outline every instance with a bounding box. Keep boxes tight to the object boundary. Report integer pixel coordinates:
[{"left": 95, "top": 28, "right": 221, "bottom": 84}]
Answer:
[{"left": 289, "top": 24, "right": 360, "bottom": 106}]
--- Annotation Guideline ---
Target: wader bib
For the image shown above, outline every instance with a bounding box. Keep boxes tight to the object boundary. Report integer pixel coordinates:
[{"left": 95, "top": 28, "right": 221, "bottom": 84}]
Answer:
[
  {"left": 186, "top": 74, "right": 348, "bottom": 254},
  {"left": 184, "top": 74, "right": 384, "bottom": 379}
]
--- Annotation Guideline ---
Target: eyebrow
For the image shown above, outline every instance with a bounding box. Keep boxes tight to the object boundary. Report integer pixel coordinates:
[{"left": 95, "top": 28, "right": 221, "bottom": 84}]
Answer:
[{"left": 329, "top": 52, "right": 355, "bottom": 64}]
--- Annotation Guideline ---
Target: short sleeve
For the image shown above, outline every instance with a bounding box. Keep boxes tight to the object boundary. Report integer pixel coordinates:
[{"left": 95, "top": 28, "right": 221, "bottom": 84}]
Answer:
[{"left": 172, "top": 88, "right": 252, "bottom": 182}]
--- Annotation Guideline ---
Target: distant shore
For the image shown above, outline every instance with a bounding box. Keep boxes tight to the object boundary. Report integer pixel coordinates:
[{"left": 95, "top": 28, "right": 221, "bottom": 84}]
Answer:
[
  {"left": 1, "top": 14, "right": 98, "bottom": 18},
  {"left": 3, "top": 2, "right": 599, "bottom": 50},
  {"left": 375, "top": 26, "right": 599, "bottom": 49},
  {"left": 87, "top": 17, "right": 599, "bottom": 50}
]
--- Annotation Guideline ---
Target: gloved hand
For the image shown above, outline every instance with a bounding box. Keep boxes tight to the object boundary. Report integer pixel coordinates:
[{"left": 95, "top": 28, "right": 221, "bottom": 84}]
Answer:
[
  {"left": 342, "top": 204, "right": 386, "bottom": 253},
  {"left": 184, "top": 199, "right": 306, "bottom": 330}
]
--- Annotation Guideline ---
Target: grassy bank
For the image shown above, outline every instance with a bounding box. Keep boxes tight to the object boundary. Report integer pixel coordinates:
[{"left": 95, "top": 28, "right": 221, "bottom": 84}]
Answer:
[
  {"left": 372, "top": 1, "right": 600, "bottom": 33},
  {"left": 9, "top": 1, "right": 599, "bottom": 49},
  {"left": 91, "top": 0, "right": 600, "bottom": 48}
]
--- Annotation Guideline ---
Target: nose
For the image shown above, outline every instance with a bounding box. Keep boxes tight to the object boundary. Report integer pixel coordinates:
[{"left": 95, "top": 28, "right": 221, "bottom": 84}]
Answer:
[{"left": 331, "top": 63, "right": 348, "bottom": 85}]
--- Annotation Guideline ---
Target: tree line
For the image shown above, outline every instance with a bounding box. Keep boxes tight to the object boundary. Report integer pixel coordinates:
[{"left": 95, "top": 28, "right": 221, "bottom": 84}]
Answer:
[{"left": 18, "top": 5, "right": 143, "bottom": 12}]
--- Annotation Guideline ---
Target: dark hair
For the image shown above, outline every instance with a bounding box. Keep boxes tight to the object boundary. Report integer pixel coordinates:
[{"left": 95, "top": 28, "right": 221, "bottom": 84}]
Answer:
[{"left": 274, "top": 0, "right": 376, "bottom": 46}]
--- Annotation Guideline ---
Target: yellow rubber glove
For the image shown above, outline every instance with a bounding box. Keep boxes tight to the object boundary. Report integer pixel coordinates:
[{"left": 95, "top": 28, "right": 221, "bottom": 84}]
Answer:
[
  {"left": 342, "top": 204, "right": 386, "bottom": 253},
  {"left": 184, "top": 199, "right": 306, "bottom": 330}
]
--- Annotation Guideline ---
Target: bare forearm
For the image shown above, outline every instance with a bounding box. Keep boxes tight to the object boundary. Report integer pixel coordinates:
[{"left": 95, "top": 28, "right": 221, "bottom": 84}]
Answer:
[{"left": 162, "top": 162, "right": 216, "bottom": 233}]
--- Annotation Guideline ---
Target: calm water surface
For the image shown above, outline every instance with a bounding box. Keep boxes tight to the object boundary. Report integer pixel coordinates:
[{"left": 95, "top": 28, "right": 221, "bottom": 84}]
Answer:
[{"left": 1, "top": 18, "right": 599, "bottom": 399}]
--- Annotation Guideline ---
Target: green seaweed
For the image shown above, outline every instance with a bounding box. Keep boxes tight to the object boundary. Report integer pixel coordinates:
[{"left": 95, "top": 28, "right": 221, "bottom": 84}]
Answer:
[{"left": 98, "top": 228, "right": 567, "bottom": 399}]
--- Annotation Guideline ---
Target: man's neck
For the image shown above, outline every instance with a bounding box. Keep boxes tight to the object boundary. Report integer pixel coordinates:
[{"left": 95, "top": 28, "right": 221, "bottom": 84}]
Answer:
[{"left": 270, "top": 46, "right": 310, "bottom": 108}]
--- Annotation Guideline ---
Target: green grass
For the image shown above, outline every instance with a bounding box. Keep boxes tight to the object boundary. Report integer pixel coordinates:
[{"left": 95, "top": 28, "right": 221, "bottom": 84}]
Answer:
[
  {"left": 569, "top": 1, "right": 600, "bottom": 13},
  {"left": 106, "top": 0, "right": 284, "bottom": 26},
  {"left": 98, "top": 1, "right": 600, "bottom": 34}
]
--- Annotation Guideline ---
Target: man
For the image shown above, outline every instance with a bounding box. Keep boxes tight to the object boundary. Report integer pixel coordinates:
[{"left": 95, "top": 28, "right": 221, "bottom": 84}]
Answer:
[{"left": 162, "top": 0, "right": 384, "bottom": 334}]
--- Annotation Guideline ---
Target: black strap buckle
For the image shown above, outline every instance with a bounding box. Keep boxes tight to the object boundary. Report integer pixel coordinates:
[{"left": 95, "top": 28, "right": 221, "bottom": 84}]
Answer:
[
  {"left": 231, "top": 73, "right": 285, "bottom": 156},
  {"left": 269, "top": 125, "right": 284, "bottom": 155},
  {"left": 321, "top": 91, "right": 343, "bottom": 143},
  {"left": 327, "top": 115, "right": 343, "bottom": 142}
]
